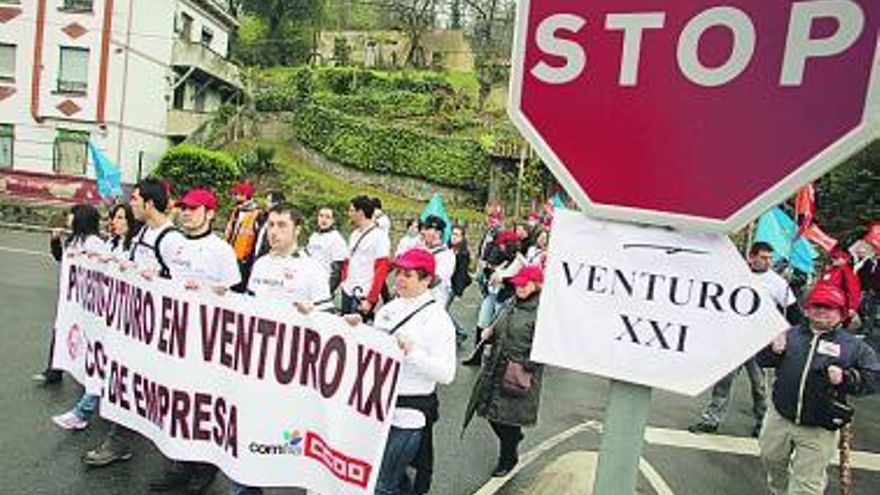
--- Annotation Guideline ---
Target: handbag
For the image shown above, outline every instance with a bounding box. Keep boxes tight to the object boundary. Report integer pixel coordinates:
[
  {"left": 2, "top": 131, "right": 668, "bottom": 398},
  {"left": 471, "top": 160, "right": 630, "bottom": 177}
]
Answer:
[{"left": 501, "top": 361, "right": 533, "bottom": 398}]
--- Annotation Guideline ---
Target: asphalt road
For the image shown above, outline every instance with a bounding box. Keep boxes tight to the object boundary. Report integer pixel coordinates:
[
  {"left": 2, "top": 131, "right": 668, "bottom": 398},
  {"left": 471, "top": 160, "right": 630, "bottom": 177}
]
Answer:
[{"left": 1, "top": 227, "right": 878, "bottom": 495}]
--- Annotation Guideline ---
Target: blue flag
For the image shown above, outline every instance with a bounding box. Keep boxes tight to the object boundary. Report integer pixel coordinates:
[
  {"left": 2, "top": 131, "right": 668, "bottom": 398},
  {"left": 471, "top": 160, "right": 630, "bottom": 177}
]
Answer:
[
  {"left": 88, "top": 142, "right": 122, "bottom": 199},
  {"left": 551, "top": 193, "right": 565, "bottom": 210},
  {"left": 755, "top": 206, "right": 817, "bottom": 274},
  {"left": 420, "top": 193, "right": 452, "bottom": 243}
]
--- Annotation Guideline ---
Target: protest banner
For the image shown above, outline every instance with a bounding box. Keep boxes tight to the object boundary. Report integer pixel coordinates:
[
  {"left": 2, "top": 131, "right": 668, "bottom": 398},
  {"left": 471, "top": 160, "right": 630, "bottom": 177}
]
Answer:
[{"left": 52, "top": 253, "right": 402, "bottom": 493}]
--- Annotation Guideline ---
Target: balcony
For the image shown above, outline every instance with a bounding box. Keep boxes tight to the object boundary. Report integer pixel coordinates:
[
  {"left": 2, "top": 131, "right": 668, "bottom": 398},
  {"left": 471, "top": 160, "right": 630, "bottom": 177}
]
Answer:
[
  {"left": 171, "top": 39, "right": 243, "bottom": 91},
  {"left": 166, "top": 108, "right": 212, "bottom": 138}
]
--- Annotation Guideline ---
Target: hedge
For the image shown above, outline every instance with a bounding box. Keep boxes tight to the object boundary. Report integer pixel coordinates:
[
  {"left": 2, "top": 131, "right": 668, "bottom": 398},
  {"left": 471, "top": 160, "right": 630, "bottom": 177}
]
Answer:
[
  {"left": 313, "top": 90, "right": 437, "bottom": 118},
  {"left": 152, "top": 145, "right": 240, "bottom": 197},
  {"left": 291, "top": 103, "right": 491, "bottom": 190}
]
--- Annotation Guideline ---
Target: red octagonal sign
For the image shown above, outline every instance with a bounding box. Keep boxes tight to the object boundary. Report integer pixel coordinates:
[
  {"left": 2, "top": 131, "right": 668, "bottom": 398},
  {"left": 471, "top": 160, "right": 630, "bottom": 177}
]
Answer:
[{"left": 510, "top": 0, "right": 880, "bottom": 232}]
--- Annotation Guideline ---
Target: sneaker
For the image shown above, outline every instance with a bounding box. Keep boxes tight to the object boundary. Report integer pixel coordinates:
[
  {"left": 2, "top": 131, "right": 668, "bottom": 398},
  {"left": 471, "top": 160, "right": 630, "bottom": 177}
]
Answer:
[
  {"left": 687, "top": 422, "right": 718, "bottom": 434},
  {"left": 491, "top": 459, "right": 518, "bottom": 477},
  {"left": 32, "top": 371, "right": 62, "bottom": 385},
  {"left": 82, "top": 440, "right": 132, "bottom": 467},
  {"left": 52, "top": 411, "right": 88, "bottom": 431}
]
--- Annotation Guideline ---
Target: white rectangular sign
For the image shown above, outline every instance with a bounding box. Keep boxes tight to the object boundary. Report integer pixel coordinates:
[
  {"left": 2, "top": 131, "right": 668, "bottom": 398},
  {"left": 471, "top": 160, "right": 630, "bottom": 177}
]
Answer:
[
  {"left": 52, "top": 254, "right": 402, "bottom": 493},
  {"left": 532, "top": 210, "right": 789, "bottom": 396}
]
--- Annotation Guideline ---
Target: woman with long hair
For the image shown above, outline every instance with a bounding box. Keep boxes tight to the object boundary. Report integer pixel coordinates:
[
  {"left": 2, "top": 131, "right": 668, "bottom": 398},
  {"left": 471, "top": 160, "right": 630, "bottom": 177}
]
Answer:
[
  {"left": 449, "top": 225, "right": 472, "bottom": 345},
  {"left": 34, "top": 203, "right": 106, "bottom": 385},
  {"left": 51, "top": 204, "right": 140, "bottom": 430}
]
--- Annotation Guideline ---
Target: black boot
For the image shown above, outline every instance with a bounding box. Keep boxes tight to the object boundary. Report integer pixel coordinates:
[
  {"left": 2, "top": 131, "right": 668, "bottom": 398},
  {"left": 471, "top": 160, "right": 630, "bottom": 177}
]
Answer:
[{"left": 462, "top": 339, "right": 485, "bottom": 366}]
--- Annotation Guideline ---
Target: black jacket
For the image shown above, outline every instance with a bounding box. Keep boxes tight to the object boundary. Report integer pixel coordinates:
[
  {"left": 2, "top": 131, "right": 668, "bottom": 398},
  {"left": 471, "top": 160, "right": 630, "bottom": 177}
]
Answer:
[
  {"left": 451, "top": 247, "right": 471, "bottom": 297},
  {"left": 757, "top": 325, "right": 879, "bottom": 429}
]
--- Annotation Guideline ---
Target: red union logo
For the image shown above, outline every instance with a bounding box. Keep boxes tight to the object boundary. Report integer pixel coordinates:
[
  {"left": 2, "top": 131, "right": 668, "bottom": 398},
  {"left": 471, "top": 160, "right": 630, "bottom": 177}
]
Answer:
[
  {"left": 305, "top": 431, "right": 372, "bottom": 489},
  {"left": 510, "top": 0, "right": 880, "bottom": 231},
  {"left": 66, "top": 324, "right": 84, "bottom": 360}
]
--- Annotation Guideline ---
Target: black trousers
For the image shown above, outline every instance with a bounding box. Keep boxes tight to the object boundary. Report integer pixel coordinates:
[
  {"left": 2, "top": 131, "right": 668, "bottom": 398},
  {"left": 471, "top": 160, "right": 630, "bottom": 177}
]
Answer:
[{"left": 489, "top": 421, "right": 523, "bottom": 465}]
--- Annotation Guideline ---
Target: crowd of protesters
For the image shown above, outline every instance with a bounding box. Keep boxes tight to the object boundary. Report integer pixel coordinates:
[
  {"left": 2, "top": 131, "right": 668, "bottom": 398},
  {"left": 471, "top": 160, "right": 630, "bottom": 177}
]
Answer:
[
  {"left": 30, "top": 177, "right": 880, "bottom": 495},
  {"left": 32, "top": 179, "right": 552, "bottom": 495}
]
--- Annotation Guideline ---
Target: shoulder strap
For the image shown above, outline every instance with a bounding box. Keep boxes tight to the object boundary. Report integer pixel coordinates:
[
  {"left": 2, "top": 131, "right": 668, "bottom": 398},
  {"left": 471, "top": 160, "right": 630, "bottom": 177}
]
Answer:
[
  {"left": 388, "top": 300, "right": 436, "bottom": 335},
  {"left": 153, "top": 226, "right": 180, "bottom": 279},
  {"left": 350, "top": 225, "right": 378, "bottom": 257}
]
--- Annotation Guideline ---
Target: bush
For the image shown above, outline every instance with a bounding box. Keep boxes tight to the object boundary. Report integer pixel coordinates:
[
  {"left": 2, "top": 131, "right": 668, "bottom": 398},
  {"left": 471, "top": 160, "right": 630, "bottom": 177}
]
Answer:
[
  {"left": 313, "top": 90, "right": 437, "bottom": 118},
  {"left": 291, "top": 103, "right": 491, "bottom": 190},
  {"left": 153, "top": 145, "right": 240, "bottom": 196},
  {"left": 237, "top": 145, "right": 278, "bottom": 176}
]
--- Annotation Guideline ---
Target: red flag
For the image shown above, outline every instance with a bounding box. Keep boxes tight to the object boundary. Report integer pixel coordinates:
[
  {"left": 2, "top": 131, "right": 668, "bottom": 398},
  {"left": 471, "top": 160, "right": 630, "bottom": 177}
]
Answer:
[
  {"left": 864, "top": 222, "right": 880, "bottom": 250},
  {"left": 795, "top": 184, "right": 815, "bottom": 232},
  {"left": 803, "top": 224, "right": 838, "bottom": 252}
]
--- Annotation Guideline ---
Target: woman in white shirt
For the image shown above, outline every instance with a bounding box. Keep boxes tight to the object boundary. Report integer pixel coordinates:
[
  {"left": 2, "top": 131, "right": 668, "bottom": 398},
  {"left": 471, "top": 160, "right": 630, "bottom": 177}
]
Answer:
[{"left": 35, "top": 204, "right": 106, "bottom": 386}]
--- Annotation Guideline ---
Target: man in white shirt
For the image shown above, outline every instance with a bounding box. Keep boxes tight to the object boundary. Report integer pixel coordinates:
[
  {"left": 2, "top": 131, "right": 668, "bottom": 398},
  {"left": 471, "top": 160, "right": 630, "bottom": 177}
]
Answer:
[
  {"left": 689, "top": 242, "right": 798, "bottom": 438},
  {"left": 420, "top": 215, "right": 455, "bottom": 309},
  {"left": 230, "top": 204, "right": 332, "bottom": 495},
  {"left": 83, "top": 178, "right": 187, "bottom": 470},
  {"left": 340, "top": 195, "right": 391, "bottom": 321},
  {"left": 148, "top": 188, "right": 241, "bottom": 493},
  {"left": 250, "top": 204, "right": 333, "bottom": 311},
  {"left": 345, "top": 248, "right": 456, "bottom": 495},
  {"left": 306, "top": 206, "right": 348, "bottom": 294}
]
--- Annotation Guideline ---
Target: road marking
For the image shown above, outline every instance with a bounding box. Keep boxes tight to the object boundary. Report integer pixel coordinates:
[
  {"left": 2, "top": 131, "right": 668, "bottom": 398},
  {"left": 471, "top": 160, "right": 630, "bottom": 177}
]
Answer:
[
  {"left": 471, "top": 420, "right": 601, "bottom": 495},
  {"left": 470, "top": 420, "right": 677, "bottom": 495},
  {"left": 639, "top": 458, "right": 676, "bottom": 495},
  {"left": 0, "top": 245, "right": 51, "bottom": 258},
  {"left": 645, "top": 426, "right": 880, "bottom": 472}
]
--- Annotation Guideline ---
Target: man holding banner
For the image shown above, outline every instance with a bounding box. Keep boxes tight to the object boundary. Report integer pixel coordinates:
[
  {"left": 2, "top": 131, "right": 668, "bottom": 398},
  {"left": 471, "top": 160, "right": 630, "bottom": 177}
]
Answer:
[
  {"left": 83, "top": 178, "right": 187, "bottom": 468},
  {"left": 147, "top": 187, "right": 241, "bottom": 493}
]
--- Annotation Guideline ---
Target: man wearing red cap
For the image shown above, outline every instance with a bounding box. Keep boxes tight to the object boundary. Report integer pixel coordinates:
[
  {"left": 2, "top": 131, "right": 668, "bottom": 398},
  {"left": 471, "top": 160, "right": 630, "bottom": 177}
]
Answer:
[
  {"left": 819, "top": 248, "right": 862, "bottom": 327},
  {"left": 225, "top": 181, "right": 261, "bottom": 282},
  {"left": 346, "top": 248, "right": 456, "bottom": 495},
  {"left": 150, "top": 187, "right": 240, "bottom": 493},
  {"left": 758, "top": 283, "right": 879, "bottom": 495}
]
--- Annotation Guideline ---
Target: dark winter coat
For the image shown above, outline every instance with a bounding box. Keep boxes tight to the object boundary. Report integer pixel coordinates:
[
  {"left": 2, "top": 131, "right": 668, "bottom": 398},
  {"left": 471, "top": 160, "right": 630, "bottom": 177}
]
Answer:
[
  {"left": 451, "top": 246, "right": 472, "bottom": 297},
  {"left": 757, "top": 325, "right": 879, "bottom": 429},
  {"left": 464, "top": 293, "right": 544, "bottom": 429}
]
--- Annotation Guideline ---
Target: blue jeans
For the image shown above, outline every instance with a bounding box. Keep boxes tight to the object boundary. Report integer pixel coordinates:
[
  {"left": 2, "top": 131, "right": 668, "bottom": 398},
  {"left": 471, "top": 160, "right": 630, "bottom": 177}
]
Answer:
[
  {"left": 477, "top": 292, "right": 499, "bottom": 328},
  {"left": 228, "top": 480, "right": 262, "bottom": 495},
  {"left": 74, "top": 393, "right": 99, "bottom": 420},
  {"left": 375, "top": 427, "right": 423, "bottom": 495}
]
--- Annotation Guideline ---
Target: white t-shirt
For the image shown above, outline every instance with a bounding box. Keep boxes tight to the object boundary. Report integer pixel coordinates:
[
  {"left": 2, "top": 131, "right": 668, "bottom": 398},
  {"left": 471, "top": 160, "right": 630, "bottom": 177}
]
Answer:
[
  {"left": 395, "top": 235, "right": 421, "bottom": 257},
  {"left": 341, "top": 224, "right": 391, "bottom": 296},
  {"left": 428, "top": 244, "right": 455, "bottom": 307},
  {"left": 372, "top": 291, "right": 456, "bottom": 429},
  {"left": 129, "top": 221, "right": 187, "bottom": 276},
  {"left": 375, "top": 213, "right": 391, "bottom": 233},
  {"left": 166, "top": 233, "right": 241, "bottom": 288},
  {"left": 755, "top": 269, "right": 796, "bottom": 310},
  {"left": 248, "top": 251, "right": 333, "bottom": 311},
  {"left": 306, "top": 230, "right": 348, "bottom": 276},
  {"left": 67, "top": 235, "right": 108, "bottom": 256}
]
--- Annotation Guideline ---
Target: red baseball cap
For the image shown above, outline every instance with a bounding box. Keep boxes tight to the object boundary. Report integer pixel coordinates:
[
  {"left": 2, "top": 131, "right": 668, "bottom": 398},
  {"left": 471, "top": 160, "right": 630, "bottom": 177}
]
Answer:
[
  {"left": 509, "top": 265, "right": 544, "bottom": 287},
  {"left": 495, "top": 230, "right": 519, "bottom": 246},
  {"left": 830, "top": 248, "right": 851, "bottom": 261},
  {"left": 231, "top": 181, "right": 255, "bottom": 199},
  {"left": 394, "top": 248, "right": 436, "bottom": 276},
  {"left": 179, "top": 188, "right": 218, "bottom": 210},
  {"left": 805, "top": 283, "right": 846, "bottom": 311}
]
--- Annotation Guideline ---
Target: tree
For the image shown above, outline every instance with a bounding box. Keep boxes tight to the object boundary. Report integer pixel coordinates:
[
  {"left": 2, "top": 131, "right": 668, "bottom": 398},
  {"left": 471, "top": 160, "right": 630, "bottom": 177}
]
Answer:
[
  {"left": 450, "top": 0, "right": 462, "bottom": 29},
  {"left": 815, "top": 140, "right": 880, "bottom": 243},
  {"left": 461, "top": 0, "right": 515, "bottom": 111},
  {"left": 369, "top": 1, "right": 438, "bottom": 67},
  {"left": 235, "top": 0, "right": 325, "bottom": 66}
]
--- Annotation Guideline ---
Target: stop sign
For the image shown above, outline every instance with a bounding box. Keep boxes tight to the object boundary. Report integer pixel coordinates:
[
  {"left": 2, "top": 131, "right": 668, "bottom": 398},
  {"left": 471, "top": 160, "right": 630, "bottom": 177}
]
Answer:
[{"left": 510, "top": 0, "right": 880, "bottom": 232}]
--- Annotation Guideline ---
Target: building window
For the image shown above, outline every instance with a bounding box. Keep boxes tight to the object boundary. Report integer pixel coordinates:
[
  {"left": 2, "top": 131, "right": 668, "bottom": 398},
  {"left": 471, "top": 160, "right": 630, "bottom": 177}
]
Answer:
[
  {"left": 60, "top": 0, "right": 93, "bottom": 12},
  {"left": 201, "top": 26, "right": 214, "bottom": 48},
  {"left": 172, "top": 84, "right": 186, "bottom": 110},
  {"left": 194, "top": 89, "right": 207, "bottom": 112},
  {"left": 58, "top": 47, "right": 89, "bottom": 94},
  {"left": 0, "top": 124, "right": 12, "bottom": 168},
  {"left": 53, "top": 129, "right": 89, "bottom": 176},
  {"left": 58, "top": 0, "right": 92, "bottom": 12},
  {"left": 0, "top": 44, "right": 14, "bottom": 81},
  {"left": 176, "top": 12, "right": 194, "bottom": 41}
]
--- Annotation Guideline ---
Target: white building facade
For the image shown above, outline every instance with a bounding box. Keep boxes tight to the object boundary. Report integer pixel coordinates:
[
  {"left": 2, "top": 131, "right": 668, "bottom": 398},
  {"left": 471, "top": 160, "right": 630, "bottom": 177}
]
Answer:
[{"left": 0, "top": 0, "right": 241, "bottom": 187}]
